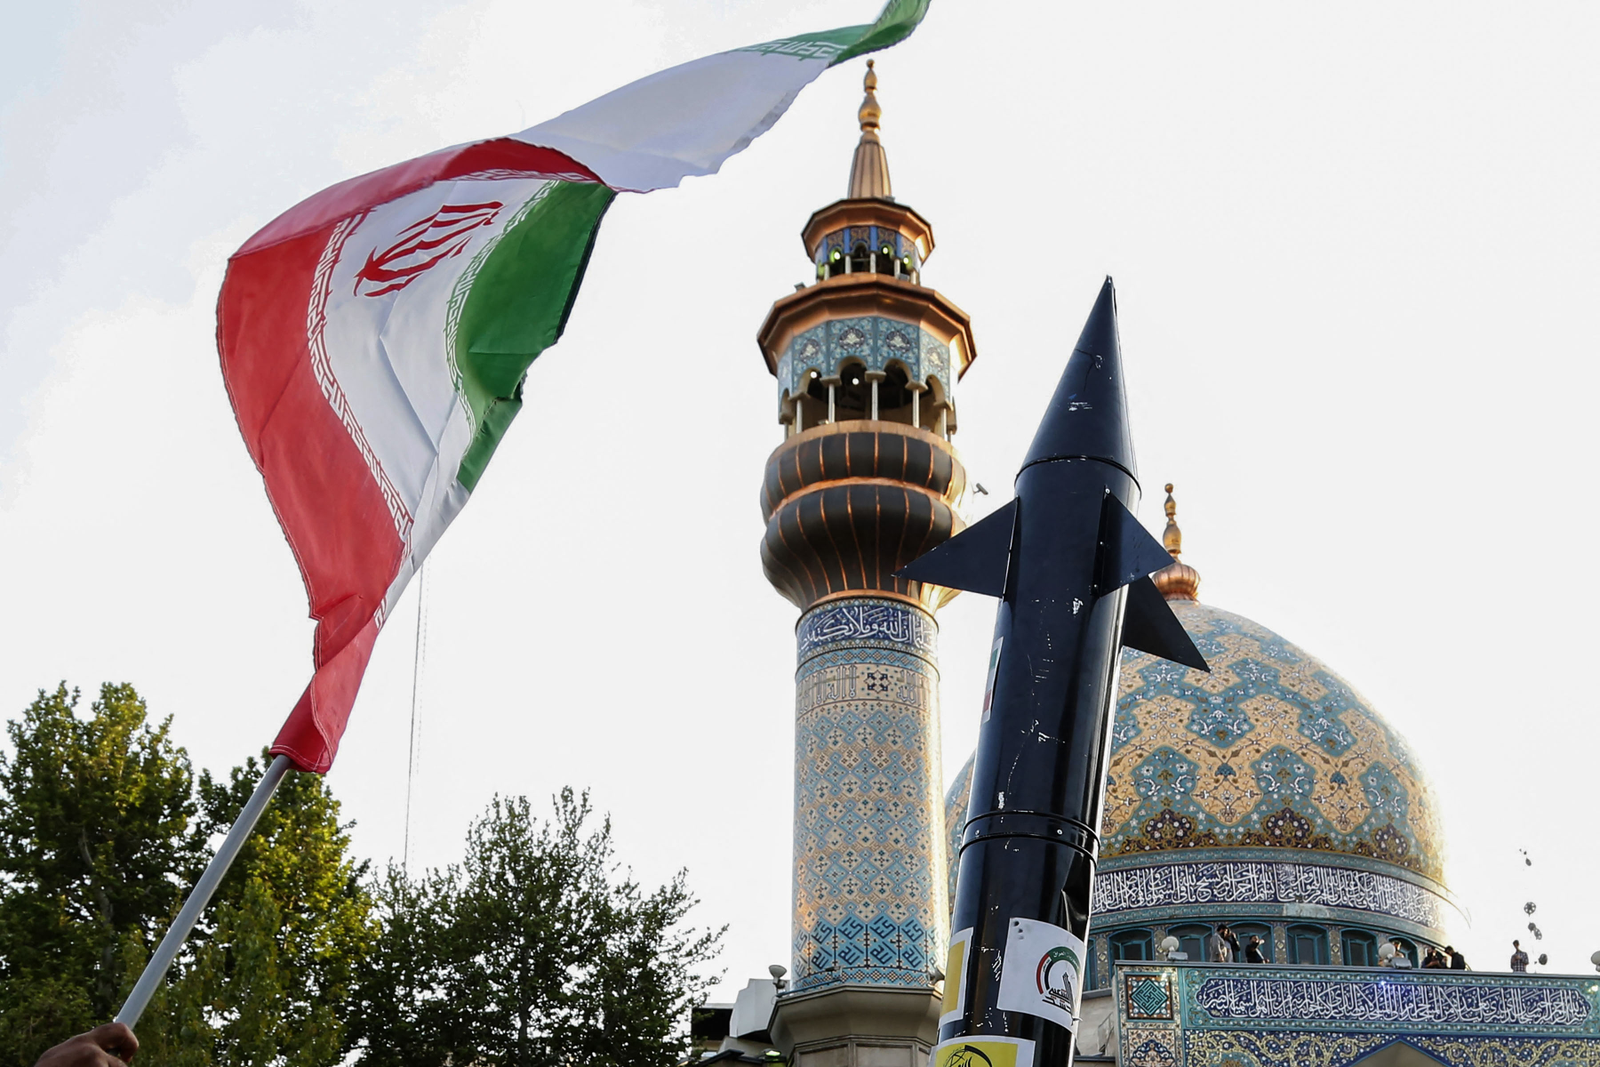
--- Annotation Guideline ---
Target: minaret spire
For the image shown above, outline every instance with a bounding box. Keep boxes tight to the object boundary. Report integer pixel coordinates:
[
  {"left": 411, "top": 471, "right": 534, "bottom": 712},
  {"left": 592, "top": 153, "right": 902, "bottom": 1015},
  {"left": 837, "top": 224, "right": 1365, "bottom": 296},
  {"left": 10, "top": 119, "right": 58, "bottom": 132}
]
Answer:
[{"left": 847, "top": 60, "right": 892, "bottom": 200}]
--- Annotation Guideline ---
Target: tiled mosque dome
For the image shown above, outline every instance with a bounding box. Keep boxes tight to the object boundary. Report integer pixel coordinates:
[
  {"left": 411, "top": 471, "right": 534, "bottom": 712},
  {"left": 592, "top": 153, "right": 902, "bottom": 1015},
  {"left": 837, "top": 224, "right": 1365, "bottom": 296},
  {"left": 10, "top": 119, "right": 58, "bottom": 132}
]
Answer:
[
  {"left": 945, "top": 600, "right": 1446, "bottom": 879},
  {"left": 1121, "top": 600, "right": 1437, "bottom": 874},
  {"left": 944, "top": 489, "right": 1454, "bottom": 946},
  {"left": 1120, "top": 597, "right": 1449, "bottom": 876}
]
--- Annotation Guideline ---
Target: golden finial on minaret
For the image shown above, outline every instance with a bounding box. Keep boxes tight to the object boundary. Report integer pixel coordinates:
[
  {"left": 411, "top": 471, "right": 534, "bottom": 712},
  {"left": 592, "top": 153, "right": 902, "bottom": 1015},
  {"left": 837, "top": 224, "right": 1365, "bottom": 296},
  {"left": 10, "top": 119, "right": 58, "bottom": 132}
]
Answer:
[
  {"left": 859, "top": 59, "right": 882, "bottom": 131},
  {"left": 1152, "top": 482, "right": 1202, "bottom": 601},
  {"left": 847, "top": 60, "right": 893, "bottom": 200},
  {"left": 1162, "top": 483, "right": 1182, "bottom": 556}
]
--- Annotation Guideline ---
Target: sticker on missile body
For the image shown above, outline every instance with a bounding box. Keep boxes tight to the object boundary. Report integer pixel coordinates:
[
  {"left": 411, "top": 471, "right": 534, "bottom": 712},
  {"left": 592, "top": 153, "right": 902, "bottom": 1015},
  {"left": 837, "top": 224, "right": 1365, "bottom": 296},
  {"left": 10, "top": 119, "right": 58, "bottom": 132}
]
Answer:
[
  {"left": 940, "top": 927, "right": 974, "bottom": 1026},
  {"left": 995, "top": 916, "right": 1086, "bottom": 1030},
  {"left": 929, "top": 1035, "right": 1035, "bottom": 1067}
]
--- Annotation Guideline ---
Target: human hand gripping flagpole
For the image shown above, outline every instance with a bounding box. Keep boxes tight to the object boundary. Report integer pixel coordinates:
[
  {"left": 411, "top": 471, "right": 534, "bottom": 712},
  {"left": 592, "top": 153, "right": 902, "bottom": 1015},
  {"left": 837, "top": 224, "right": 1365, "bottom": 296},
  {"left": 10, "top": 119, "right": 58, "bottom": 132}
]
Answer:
[{"left": 108, "top": 0, "right": 930, "bottom": 1034}]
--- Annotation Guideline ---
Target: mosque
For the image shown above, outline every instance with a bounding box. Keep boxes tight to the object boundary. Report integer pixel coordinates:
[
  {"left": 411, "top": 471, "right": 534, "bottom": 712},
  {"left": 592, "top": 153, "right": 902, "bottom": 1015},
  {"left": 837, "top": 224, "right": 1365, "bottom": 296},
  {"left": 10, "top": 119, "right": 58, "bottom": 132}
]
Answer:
[{"left": 691, "top": 64, "right": 1600, "bottom": 1067}]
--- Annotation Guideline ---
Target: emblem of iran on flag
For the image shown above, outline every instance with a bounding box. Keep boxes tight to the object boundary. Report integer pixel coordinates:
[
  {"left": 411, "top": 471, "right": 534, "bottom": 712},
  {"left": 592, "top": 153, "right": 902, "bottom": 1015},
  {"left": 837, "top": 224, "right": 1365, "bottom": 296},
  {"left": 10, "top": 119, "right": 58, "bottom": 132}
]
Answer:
[{"left": 221, "top": 1, "right": 930, "bottom": 773}]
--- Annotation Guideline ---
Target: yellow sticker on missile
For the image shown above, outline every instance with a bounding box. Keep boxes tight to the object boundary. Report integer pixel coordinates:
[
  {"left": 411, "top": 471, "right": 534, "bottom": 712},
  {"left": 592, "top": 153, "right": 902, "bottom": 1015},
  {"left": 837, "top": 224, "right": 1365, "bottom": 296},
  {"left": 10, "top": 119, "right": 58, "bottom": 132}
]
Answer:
[
  {"left": 929, "top": 1036, "right": 1035, "bottom": 1067},
  {"left": 940, "top": 927, "right": 973, "bottom": 1025}
]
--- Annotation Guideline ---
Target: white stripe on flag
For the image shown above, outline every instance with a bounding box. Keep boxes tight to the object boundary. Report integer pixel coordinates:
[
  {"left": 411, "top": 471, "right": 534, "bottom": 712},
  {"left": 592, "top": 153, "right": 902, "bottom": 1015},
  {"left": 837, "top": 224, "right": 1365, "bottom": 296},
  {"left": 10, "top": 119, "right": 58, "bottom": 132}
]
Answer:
[{"left": 517, "top": 47, "right": 840, "bottom": 191}]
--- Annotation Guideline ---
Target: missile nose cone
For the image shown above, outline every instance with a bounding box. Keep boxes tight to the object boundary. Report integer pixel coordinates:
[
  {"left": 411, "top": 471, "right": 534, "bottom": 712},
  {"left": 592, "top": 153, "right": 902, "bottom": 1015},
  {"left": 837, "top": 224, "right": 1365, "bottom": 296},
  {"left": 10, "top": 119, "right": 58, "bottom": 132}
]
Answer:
[{"left": 1021, "top": 276, "right": 1137, "bottom": 477}]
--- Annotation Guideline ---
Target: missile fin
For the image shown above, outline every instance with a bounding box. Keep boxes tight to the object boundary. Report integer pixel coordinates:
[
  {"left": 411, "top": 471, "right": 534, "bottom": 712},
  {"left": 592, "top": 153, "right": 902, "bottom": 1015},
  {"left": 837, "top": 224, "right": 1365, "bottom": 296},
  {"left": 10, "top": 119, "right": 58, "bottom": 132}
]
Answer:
[
  {"left": 1096, "top": 492, "right": 1177, "bottom": 595},
  {"left": 1122, "top": 576, "right": 1210, "bottom": 671},
  {"left": 893, "top": 498, "right": 1017, "bottom": 597}
]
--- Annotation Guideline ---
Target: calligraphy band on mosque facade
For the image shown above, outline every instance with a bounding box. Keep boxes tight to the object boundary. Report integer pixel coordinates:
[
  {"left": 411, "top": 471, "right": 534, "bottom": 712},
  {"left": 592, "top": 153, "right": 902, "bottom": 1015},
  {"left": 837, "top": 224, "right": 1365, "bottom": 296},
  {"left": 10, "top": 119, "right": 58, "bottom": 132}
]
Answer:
[
  {"left": 1093, "top": 855, "right": 1457, "bottom": 931},
  {"left": 1103, "top": 962, "right": 1600, "bottom": 1066},
  {"left": 1188, "top": 972, "right": 1596, "bottom": 1032}
]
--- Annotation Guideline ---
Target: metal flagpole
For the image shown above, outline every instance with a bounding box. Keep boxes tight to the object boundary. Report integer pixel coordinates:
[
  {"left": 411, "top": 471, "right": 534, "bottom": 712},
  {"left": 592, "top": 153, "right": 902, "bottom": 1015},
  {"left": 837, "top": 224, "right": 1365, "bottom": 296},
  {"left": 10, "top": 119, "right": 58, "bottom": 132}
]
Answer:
[{"left": 115, "top": 753, "right": 294, "bottom": 1030}]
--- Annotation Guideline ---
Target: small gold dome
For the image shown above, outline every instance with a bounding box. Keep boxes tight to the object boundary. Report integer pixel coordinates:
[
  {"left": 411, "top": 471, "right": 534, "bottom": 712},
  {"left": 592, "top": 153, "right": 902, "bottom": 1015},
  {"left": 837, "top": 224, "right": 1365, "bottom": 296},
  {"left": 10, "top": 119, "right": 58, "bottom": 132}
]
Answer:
[{"left": 1152, "top": 482, "right": 1200, "bottom": 601}]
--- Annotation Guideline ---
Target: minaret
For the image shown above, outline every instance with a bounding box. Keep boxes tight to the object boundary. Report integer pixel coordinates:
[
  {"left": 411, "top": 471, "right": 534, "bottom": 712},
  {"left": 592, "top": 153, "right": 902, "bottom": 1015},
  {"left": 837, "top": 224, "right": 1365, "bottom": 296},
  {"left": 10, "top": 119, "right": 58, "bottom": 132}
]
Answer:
[{"left": 757, "top": 62, "right": 977, "bottom": 1062}]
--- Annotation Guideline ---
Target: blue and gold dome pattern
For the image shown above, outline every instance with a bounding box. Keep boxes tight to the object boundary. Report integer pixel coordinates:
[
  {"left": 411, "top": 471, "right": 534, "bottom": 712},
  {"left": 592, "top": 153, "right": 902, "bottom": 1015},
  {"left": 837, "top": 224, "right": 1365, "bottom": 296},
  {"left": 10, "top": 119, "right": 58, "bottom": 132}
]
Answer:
[
  {"left": 1101, "top": 600, "right": 1444, "bottom": 882},
  {"left": 944, "top": 602, "right": 1449, "bottom": 895}
]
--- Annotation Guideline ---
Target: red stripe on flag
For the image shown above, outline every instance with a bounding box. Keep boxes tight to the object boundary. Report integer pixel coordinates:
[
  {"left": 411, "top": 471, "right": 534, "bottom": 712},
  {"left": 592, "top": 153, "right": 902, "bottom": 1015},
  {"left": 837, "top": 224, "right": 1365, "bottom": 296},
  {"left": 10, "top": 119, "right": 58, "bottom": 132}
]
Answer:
[
  {"left": 273, "top": 614, "right": 382, "bottom": 775},
  {"left": 238, "top": 139, "right": 600, "bottom": 256},
  {"left": 219, "top": 222, "right": 405, "bottom": 773}
]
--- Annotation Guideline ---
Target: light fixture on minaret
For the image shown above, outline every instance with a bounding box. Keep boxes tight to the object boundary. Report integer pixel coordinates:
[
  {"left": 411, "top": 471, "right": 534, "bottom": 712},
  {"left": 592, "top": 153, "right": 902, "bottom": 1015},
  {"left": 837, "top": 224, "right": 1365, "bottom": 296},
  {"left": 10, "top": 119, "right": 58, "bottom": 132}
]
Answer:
[{"left": 753, "top": 61, "right": 980, "bottom": 1066}]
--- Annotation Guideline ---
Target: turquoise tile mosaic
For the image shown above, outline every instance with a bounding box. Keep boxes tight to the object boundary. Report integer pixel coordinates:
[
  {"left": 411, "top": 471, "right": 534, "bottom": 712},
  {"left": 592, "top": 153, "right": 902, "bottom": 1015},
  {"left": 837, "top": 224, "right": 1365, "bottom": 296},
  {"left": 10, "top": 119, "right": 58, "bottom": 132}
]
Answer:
[
  {"left": 1104, "top": 601, "right": 1444, "bottom": 881},
  {"left": 792, "top": 596, "right": 946, "bottom": 992},
  {"left": 776, "top": 315, "right": 952, "bottom": 399}
]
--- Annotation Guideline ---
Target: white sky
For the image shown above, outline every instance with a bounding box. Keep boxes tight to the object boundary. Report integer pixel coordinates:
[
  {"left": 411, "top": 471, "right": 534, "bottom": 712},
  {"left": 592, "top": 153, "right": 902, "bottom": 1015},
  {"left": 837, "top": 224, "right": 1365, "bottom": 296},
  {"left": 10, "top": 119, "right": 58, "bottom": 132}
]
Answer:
[{"left": 2, "top": 1, "right": 1598, "bottom": 1000}]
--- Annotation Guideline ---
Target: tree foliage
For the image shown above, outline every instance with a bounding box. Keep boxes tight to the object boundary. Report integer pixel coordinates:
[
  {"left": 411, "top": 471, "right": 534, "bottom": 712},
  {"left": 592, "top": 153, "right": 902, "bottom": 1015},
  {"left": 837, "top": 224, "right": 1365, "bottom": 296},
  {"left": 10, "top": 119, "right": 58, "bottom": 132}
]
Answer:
[
  {"left": 133, "top": 754, "right": 377, "bottom": 1067},
  {"left": 344, "top": 865, "right": 462, "bottom": 1065},
  {"left": 129, "top": 878, "right": 289, "bottom": 1067},
  {"left": 0, "top": 684, "right": 200, "bottom": 1066},
  {"left": 349, "top": 790, "right": 722, "bottom": 1067},
  {"left": 0, "top": 685, "right": 718, "bottom": 1067},
  {"left": 0, "top": 687, "right": 374, "bottom": 1067}
]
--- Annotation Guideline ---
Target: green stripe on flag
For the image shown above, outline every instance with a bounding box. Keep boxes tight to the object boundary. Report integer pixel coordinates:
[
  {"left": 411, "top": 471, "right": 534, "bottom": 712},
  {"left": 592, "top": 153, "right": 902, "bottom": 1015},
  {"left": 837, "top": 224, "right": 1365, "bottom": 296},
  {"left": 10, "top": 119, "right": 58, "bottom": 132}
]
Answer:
[
  {"left": 836, "top": 0, "right": 931, "bottom": 64},
  {"left": 735, "top": 26, "right": 863, "bottom": 62},
  {"left": 451, "top": 180, "right": 614, "bottom": 492},
  {"left": 735, "top": 0, "right": 929, "bottom": 66}
]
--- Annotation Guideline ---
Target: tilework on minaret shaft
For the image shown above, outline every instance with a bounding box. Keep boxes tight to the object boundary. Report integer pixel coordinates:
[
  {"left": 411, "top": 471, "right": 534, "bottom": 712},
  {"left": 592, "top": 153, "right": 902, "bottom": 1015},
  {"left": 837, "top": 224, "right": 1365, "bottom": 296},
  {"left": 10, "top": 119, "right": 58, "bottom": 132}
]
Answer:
[{"left": 791, "top": 596, "right": 947, "bottom": 992}]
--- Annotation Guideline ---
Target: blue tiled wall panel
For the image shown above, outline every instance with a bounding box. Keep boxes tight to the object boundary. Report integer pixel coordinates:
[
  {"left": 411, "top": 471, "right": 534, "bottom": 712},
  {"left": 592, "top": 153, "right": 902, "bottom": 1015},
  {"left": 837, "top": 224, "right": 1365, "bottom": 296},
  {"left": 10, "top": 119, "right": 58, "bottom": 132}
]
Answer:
[
  {"left": 792, "top": 597, "right": 947, "bottom": 992},
  {"left": 776, "top": 316, "right": 952, "bottom": 401}
]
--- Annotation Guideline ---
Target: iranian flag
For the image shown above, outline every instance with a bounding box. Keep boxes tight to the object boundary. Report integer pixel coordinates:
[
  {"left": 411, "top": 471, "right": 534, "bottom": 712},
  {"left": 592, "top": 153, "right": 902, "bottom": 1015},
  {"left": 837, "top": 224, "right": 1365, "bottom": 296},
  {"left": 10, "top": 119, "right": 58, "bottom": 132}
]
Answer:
[{"left": 223, "top": 2, "right": 929, "bottom": 773}]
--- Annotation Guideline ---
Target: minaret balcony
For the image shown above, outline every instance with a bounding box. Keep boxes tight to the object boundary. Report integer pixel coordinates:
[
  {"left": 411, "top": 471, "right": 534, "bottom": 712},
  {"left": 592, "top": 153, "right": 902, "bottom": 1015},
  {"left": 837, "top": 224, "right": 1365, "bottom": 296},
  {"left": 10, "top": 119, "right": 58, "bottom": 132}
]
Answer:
[
  {"left": 760, "top": 272, "right": 973, "bottom": 383},
  {"left": 759, "top": 419, "right": 967, "bottom": 614},
  {"left": 761, "top": 273, "right": 974, "bottom": 441}
]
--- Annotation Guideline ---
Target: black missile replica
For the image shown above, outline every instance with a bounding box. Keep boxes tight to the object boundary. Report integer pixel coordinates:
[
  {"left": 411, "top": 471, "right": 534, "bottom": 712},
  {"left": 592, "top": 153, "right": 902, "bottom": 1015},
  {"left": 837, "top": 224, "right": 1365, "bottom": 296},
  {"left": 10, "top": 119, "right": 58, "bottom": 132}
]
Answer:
[{"left": 897, "top": 279, "right": 1207, "bottom": 1067}]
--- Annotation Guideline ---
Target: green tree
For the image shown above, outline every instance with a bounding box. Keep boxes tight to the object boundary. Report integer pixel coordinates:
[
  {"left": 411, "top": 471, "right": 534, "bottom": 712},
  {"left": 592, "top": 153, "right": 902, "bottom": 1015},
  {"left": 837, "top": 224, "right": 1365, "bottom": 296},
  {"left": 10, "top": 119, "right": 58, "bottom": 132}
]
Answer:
[
  {"left": 350, "top": 789, "right": 721, "bottom": 1067},
  {"left": 134, "top": 752, "right": 378, "bottom": 1067},
  {"left": 346, "top": 865, "right": 465, "bottom": 1067},
  {"left": 128, "top": 878, "right": 289, "bottom": 1067},
  {"left": 577, "top": 864, "right": 722, "bottom": 1063},
  {"left": 0, "top": 684, "right": 200, "bottom": 1066}
]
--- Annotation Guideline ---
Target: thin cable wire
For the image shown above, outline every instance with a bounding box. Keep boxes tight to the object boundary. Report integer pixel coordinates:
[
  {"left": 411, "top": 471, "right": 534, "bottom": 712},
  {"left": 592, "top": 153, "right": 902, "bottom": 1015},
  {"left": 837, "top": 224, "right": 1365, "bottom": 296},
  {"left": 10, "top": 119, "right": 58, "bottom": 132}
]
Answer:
[{"left": 403, "top": 564, "right": 429, "bottom": 871}]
